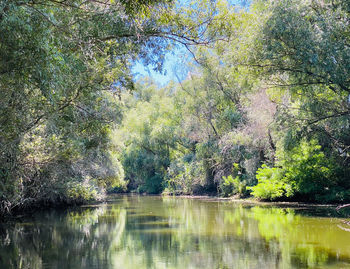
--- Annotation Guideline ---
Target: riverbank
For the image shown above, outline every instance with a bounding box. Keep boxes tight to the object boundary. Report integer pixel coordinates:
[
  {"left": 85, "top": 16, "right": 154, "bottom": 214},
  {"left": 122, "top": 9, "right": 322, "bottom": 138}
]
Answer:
[
  {"left": 111, "top": 193, "right": 350, "bottom": 218},
  {"left": 0, "top": 198, "right": 103, "bottom": 222},
  {"left": 2, "top": 192, "right": 348, "bottom": 222},
  {"left": 109, "top": 193, "right": 342, "bottom": 209}
]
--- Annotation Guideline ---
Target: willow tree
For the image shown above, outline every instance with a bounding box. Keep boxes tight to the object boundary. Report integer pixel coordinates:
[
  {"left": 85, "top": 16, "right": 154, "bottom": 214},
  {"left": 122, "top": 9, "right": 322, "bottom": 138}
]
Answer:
[
  {"left": 245, "top": 0, "right": 350, "bottom": 202},
  {"left": 0, "top": 0, "right": 221, "bottom": 215}
]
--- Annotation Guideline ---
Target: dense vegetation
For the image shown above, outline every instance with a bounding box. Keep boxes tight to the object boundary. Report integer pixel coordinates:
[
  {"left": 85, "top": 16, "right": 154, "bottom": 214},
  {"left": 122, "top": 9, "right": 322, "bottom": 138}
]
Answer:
[
  {"left": 117, "top": 0, "right": 350, "bottom": 202},
  {"left": 0, "top": 0, "right": 222, "bottom": 215},
  {"left": 1, "top": 0, "right": 350, "bottom": 216}
]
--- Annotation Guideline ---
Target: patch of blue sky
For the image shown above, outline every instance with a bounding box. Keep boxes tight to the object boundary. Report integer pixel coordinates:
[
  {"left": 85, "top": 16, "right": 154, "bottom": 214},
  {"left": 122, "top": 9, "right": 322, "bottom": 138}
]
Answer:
[
  {"left": 132, "top": 45, "right": 192, "bottom": 86},
  {"left": 131, "top": 0, "right": 251, "bottom": 86}
]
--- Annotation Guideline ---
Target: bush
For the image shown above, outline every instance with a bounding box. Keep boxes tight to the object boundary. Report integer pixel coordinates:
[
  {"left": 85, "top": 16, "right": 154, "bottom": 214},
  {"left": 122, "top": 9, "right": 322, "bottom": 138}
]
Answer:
[
  {"left": 249, "top": 139, "right": 349, "bottom": 202},
  {"left": 165, "top": 160, "right": 205, "bottom": 195},
  {"left": 219, "top": 175, "right": 247, "bottom": 197},
  {"left": 108, "top": 181, "right": 128, "bottom": 193},
  {"left": 64, "top": 180, "right": 101, "bottom": 204},
  {"left": 281, "top": 139, "right": 343, "bottom": 202},
  {"left": 137, "top": 174, "right": 163, "bottom": 194},
  {"left": 248, "top": 165, "right": 293, "bottom": 201}
]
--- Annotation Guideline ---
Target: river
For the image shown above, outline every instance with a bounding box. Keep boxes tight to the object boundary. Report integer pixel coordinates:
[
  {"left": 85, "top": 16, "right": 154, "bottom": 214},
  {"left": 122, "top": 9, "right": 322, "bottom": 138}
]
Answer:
[{"left": 0, "top": 195, "right": 350, "bottom": 268}]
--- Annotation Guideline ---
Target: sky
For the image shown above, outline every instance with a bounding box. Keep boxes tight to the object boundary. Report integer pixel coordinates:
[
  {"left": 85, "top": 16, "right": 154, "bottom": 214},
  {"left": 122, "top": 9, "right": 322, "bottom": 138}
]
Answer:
[
  {"left": 131, "top": 0, "right": 250, "bottom": 86},
  {"left": 132, "top": 46, "right": 190, "bottom": 87}
]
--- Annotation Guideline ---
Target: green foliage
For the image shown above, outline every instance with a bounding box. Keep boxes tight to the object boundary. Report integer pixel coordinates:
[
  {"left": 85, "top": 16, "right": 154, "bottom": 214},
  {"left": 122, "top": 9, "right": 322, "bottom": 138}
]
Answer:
[
  {"left": 1, "top": 0, "right": 221, "bottom": 215},
  {"left": 249, "top": 165, "right": 293, "bottom": 201},
  {"left": 166, "top": 159, "right": 204, "bottom": 195},
  {"left": 280, "top": 140, "right": 350, "bottom": 202},
  {"left": 65, "top": 181, "right": 100, "bottom": 204},
  {"left": 250, "top": 140, "right": 350, "bottom": 202},
  {"left": 106, "top": 0, "right": 350, "bottom": 203},
  {"left": 2, "top": 0, "right": 350, "bottom": 215},
  {"left": 137, "top": 174, "right": 163, "bottom": 194},
  {"left": 219, "top": 175, "right": 247, "bottom": 198},
  {"left": 219, "top": 164, "right": 248, "bottom": 197},
  {"left": 109, "top": 183, "right": 128, "bottom": 194}
]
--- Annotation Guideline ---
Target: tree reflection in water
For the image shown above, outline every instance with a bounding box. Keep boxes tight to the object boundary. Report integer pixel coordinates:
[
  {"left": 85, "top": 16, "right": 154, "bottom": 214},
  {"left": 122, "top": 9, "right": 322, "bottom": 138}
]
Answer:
[{"left": 0, "top": 196, "right": 349, "bottom": 269}]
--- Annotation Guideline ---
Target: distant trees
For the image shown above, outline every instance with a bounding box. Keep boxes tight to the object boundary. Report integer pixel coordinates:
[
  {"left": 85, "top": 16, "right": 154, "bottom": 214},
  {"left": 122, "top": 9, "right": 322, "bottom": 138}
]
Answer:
[
  {"left": 0, "top": 0, "right": 168, "bottom": 215},
  {"left": 0, "top": 0, "right": 221, "bottom": 215},
  {"left": 1, "top": 0, "right": 349, "bottom": 215},
  {"left": 116, "top": 0, "right": 350, "bottom": 202}
]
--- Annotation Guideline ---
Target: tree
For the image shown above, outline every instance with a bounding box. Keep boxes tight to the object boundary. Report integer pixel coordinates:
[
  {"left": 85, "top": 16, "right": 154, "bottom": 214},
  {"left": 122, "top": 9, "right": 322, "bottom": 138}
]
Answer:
[{"left": 0, "top": 0, "right": 222, "bottom": 215}]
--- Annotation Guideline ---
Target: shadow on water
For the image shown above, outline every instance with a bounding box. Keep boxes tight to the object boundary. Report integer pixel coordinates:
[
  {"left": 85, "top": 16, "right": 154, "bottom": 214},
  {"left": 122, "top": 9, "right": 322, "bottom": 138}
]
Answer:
[{"left": 0, "top": 195, "right": 350, "bottom": 269}]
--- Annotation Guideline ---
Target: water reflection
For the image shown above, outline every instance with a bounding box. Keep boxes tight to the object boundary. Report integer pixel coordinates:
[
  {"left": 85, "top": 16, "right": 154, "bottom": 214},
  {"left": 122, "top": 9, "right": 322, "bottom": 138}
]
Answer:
[{"left": 0, "top": 196, "right": 350, "bottom": 269}]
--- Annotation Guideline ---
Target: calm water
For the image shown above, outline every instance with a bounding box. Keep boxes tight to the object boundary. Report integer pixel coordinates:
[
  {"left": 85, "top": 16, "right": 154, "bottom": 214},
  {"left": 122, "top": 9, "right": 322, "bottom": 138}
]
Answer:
[{"left": 1, "top": 196, "right": 350, "bottom": 269}]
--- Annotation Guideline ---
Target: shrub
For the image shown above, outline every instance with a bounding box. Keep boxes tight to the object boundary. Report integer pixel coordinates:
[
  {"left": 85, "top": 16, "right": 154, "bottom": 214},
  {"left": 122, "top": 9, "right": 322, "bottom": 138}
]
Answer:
[
  {"left": 64, "top": 180, "right": 101, "bottom": 204},
  {"left": 219, "top": 175, "right": 247, "bottom": 197},
  {"left": 250, "top": 139, "right": 349, "bottom": 202},
  {"left": 137, "top": 174, "right": 163, "bottom": 194},
  {"left": 248, "top": 165, "right": 293, "bottom": 201},
  {"left": 165, "top": 159, "right": 204, "bottom": 195},
  {"left": 108, "top": 181, "right": 128, "bottom": 193}
]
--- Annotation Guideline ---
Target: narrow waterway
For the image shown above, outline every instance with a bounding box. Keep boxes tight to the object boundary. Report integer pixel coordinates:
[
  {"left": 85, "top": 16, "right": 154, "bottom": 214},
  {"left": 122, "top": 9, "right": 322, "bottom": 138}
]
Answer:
[{"left": 1, "top": 195, "right": 350, "bottom": 268}]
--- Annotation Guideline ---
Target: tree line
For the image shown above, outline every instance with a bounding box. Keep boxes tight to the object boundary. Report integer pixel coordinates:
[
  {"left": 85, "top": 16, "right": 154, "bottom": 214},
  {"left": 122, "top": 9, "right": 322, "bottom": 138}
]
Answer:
[
  {"left": 1, "top": 0, "right": 349, "bottom": 216},
  {"left": 117, "top": 0, "right": 350, "bottom": 203}
]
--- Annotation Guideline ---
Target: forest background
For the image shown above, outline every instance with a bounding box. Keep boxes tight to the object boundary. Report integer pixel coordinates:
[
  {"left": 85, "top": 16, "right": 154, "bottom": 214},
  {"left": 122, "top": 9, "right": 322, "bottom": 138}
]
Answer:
[{"left": 1, "top": 0, "right": 350, "bottom": 216}]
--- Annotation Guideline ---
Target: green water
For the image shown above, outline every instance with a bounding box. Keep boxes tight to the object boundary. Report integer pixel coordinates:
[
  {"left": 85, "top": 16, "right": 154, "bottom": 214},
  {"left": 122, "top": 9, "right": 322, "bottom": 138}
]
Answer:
[{"left": 1, "top": 196, "right": 350, "bottom": 269}]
